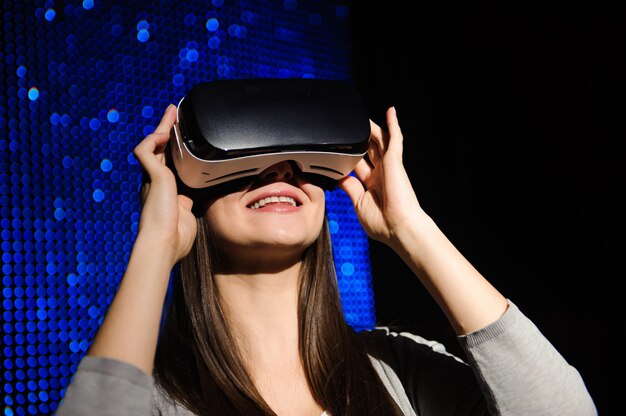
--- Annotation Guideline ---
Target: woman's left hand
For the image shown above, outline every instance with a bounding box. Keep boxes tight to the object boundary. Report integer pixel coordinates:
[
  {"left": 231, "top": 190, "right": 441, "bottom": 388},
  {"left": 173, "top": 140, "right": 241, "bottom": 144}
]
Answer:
[{"left": 338, "top": 107, "right": 424, "bottom": 249}]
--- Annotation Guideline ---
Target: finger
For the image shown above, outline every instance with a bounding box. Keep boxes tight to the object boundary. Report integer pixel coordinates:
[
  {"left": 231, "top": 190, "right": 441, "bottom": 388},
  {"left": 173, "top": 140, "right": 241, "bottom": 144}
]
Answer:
[
  {"left": 134, "top": 104, "right": 176, "bottom": 159},
  {"left": 386, "top": 107, "right": 402, "bottom": 138},
  {"left": 367, "top": 138, "right": 382, "bottom": 167},
  {"left": 133, "top": 132, "right": 172, "bottom": 178},
  {"left": 134, "top": 130, "right": 170, "bottom": 158},
  {"left": 369, "top": 119, "right": 388, "bottom": 155},
  {"left": 337, "top": 175, "right": 365, "bottom": 207},
  {"left": 155, "top": 104, "right": 177, "bottom": 134},
  {"left": 386, "top": 107, "right": 404, "bottom": 157},
  {"left": 375, "top": 108, "right": 395, "bottom": 152},
  {"left": 353, "top": 158, "right": 373, "bottom": 185},
  {"left": 369, "top": 118, "right": 384, "bottom": 138}
]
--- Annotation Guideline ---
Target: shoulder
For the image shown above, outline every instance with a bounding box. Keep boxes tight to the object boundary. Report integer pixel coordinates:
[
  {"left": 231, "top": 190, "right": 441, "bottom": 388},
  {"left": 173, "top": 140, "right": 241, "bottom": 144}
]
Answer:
[
  {"left": 358, "top": 326, "right": 465, "bottom": 366},
  {"left": 358, "top": 327, "right": 483, "bottom": 414},
  {"left": 357, "top": 326, "right": 473, "bottom": 392},
  {"left": 151, "top": 384, "right": 196, "bottom": 416}
]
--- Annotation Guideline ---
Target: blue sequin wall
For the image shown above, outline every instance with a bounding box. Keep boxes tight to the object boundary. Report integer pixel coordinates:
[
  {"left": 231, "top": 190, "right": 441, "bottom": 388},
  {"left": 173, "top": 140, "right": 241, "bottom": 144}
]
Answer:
[{"left": 1, "top": 1, "right": 375, "bottom": 414}]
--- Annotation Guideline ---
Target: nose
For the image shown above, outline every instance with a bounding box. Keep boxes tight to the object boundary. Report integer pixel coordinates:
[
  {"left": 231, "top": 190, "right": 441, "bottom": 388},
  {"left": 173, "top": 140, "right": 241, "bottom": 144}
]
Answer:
[{"left": 258, "top": 160, "right": 295, "bottom": 182}]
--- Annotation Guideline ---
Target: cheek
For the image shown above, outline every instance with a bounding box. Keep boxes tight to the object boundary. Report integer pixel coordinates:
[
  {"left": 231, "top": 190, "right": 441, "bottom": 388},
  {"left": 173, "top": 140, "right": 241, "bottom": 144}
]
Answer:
[
  {"left": 310, "top": 187, "right": 326, "bottom": 219},
  {"left": 204, "top": 200, "right": 237, "bottom": 242},
  {"left": 313, "top": 200, "right": 325, "bottom": 228}
]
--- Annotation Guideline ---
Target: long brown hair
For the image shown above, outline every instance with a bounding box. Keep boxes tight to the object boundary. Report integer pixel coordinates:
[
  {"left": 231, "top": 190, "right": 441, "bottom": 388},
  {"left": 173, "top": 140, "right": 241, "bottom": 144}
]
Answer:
[{"left": 153, "top": 213, "right": 403, "bottom": 415}]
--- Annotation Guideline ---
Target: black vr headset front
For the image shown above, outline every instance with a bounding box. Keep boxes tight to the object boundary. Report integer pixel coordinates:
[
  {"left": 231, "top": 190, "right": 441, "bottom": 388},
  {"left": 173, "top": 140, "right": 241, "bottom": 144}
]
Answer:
[{"left": 168, "top": 78, "right": 371, "bottom": 197}]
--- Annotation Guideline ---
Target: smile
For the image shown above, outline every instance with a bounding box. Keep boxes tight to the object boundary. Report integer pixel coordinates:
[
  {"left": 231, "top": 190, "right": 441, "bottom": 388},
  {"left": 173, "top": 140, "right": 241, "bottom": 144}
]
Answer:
[{"left": 247, "top": 196, "right": 298, "bottom": 209}]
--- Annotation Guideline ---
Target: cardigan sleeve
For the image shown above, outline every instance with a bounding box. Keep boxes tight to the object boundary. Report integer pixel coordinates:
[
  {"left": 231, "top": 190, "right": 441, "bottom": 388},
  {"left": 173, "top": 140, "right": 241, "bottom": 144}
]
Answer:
[
  {"left": 55, "top": 355, "right": 154, "bottom": 416},
  {"left": 361, "top": 300, "right": 597, "bottom": 415},
  {"left": 458, "top": 300, "right": 597, "bottom": 415}
]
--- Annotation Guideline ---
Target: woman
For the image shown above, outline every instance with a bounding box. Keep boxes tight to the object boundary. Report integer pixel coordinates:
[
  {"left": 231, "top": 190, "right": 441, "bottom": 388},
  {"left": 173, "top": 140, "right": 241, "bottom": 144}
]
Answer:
[{"left": 56, "top": 105, "right": 596, "bottom": 415}]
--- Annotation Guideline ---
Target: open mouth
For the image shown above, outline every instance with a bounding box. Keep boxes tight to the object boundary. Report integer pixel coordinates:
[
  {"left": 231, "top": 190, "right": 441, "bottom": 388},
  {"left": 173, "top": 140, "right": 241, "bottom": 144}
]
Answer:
[{"left": 247, "top": 195, "right": 300, "bottom": 209}]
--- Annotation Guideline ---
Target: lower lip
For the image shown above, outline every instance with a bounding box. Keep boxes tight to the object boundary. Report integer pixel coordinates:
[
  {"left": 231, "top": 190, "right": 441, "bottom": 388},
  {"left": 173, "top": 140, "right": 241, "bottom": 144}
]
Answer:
[{"left": 248, "top": 203, "right": 300, "bottom": 212}]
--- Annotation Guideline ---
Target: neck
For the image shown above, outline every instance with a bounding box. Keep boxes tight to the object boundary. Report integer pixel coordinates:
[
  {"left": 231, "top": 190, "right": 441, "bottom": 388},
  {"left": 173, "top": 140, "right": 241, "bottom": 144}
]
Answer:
[
  {"left": 215, "top": 262, "right": 302, "bottom": 368},
  {"left": 215, "top": 262, "right": 327, "bottom": 415}
]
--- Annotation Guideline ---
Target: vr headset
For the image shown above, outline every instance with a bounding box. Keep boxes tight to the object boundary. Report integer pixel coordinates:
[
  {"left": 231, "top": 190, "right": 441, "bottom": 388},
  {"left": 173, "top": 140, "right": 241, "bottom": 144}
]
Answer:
[{"left": 168, "top": 78, "right": 371, "bottom": 195}]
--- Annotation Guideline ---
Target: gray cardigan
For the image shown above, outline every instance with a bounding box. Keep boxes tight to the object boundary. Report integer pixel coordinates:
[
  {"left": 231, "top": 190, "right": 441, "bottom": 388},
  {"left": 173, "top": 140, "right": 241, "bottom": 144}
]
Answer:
[{"left": 55, "top": 301, "right": 597, "bottom": 415}]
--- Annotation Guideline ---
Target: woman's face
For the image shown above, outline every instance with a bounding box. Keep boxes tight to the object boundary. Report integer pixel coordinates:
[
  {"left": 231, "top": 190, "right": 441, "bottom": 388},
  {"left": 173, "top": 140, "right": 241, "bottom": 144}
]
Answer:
[{"left": 205, "top": 161, "right": 326, "bottom": 266}]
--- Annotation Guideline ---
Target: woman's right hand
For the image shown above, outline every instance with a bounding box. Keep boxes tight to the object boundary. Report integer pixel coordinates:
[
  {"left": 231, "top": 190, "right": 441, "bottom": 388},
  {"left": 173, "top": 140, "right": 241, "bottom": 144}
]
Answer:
[
  {"left": 76, "top": 105, "right": 197, "bottom": 377},
  {"left": 132, "top": 104, "right": 197, "bottom": 265}
]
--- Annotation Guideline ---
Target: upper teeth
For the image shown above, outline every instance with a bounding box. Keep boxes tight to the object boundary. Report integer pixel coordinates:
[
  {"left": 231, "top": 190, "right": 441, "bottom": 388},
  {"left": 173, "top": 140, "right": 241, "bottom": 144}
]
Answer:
[{"left": 248, "top": 196, "right": 297, "bottom": 209}]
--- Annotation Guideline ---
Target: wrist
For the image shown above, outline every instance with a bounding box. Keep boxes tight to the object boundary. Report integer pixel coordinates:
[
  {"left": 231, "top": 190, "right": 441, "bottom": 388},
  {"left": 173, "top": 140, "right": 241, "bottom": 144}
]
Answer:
[
  {"left": 388, "top": 210, "right": 435, "bottom": 250},
  {"left": 131, "top": 231, "right": 180, "bottom": 271}
]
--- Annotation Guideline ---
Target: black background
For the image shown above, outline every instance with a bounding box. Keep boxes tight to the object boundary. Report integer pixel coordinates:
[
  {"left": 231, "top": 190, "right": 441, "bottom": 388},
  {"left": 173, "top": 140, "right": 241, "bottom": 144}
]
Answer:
[{"left": 349, "top": 2, "right": 620, "bottom": 414}]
